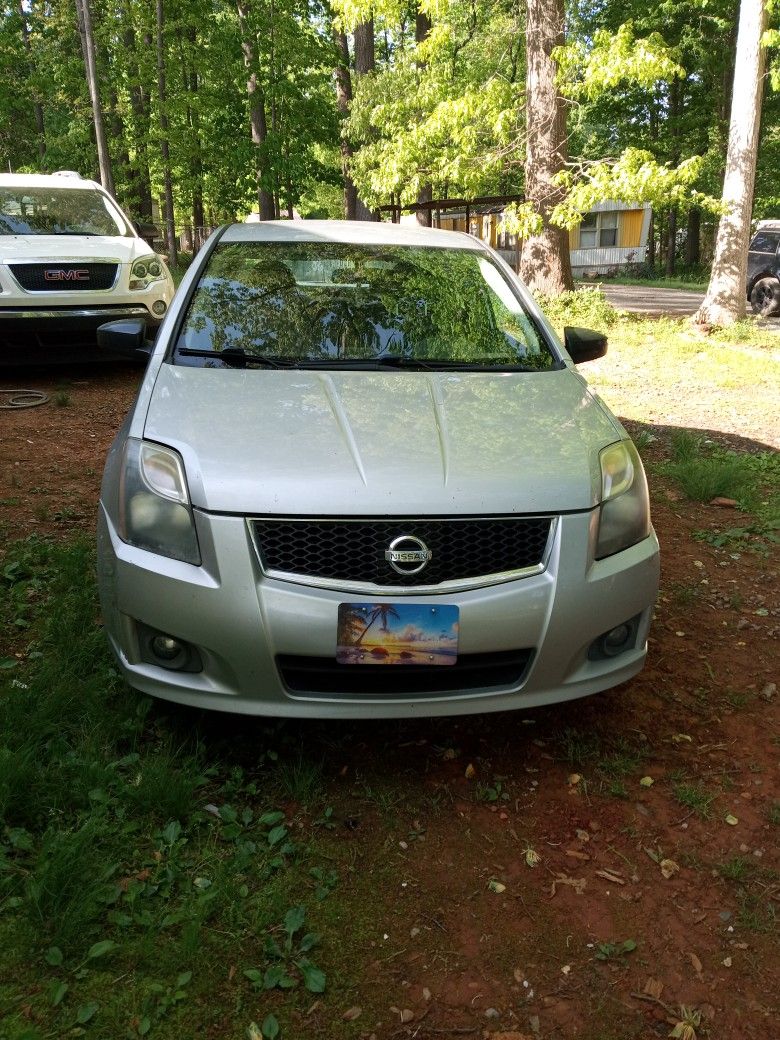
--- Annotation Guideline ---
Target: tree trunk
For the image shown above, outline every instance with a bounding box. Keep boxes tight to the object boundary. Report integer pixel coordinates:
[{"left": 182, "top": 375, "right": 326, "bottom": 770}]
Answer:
[
  {"left": 186, "top": 30, "right": 205, "bottom": 245},
  {"left": 353, "top": 20, "right": 376, "bottom": 220},
  {"left": 156, "top": 0, "right": 178, "bottom": 265},
  {"left": 334, "top": 31, "right": 357, "bottom": 220},
  {"left": 354, "top": 20, "right": 374, "bottom": 74},
  {"left": 694, "top": 0, "right": 767, "bottom": 326},
  {"left": 647, "top": 211, "right": 656, "bottom": 268},
  {"left": 123, "top": 17, "right": 153, "bottom": 220},
  {"left": 237, "top": 0, "right": 275, "bottom": 220},
  {"left": 75, "top": 0, "right": 115, "bottom": 195},
  {"left": 665, "top": 208, "right": 677, "bottom": 277},
  {"left": 415, "top": 9, "right": 433, "bottom": 226},
  {"left": 519, "top": 0, "right": 573, "bottom": 295},
  {"left": 685, "top": 208, "right": 701, "bottom": 267},
  {"left": 19, "top": 1, "right": 45, "bottom": 160}
]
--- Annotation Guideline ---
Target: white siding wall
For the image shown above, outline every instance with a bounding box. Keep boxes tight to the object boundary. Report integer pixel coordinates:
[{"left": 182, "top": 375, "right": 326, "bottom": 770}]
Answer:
[{"left": 571, "top": 245, "right": 647, "bottom": 275}]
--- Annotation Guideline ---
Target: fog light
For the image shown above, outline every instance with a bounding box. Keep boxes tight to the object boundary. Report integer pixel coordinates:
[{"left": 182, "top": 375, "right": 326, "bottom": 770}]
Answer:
[
  {"left": 588, "top": 615, "right": 640, "bottom": 661},
  {"left": 152, "top": 300, "right": 167, "bottom": 316},
  {"left": 603, "top": 624, "right": 630, "bottom": 655},
  {"left": 137, "top": 622, "right": 202, "bottom": 672},
  {"left": 151, "top": 634, "right": 182, "bottom": 660}
]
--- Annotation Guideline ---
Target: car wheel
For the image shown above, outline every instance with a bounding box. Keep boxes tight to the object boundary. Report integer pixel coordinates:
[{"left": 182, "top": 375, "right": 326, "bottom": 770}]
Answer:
[{"left": 749, "top": 277, "right": 780, "bottom": 316}]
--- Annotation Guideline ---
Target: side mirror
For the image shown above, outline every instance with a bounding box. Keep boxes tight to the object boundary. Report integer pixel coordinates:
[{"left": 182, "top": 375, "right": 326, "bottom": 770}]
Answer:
[
  {"left": 97, "top": 319, "right": 152, "bottom": 362},
  {"left": 564, "top": 326, "right": 608, "bottom": 364}
]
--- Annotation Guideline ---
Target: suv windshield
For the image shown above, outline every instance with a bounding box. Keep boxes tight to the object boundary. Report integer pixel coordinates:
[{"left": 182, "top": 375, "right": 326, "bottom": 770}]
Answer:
[
  {"left": 174, "top": 242, "right": 558, "bottom": 370},
  {"left": 0, "top": 187, "right": 130, "bottom": 236}
]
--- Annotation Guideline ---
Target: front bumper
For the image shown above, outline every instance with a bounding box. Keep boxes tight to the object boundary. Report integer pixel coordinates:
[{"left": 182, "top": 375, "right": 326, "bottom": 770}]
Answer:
[
  {"left": 0, "top": 304, "right": 165, "bottom": 362},
  {"left": 97, "top": 506, "right": 660, "bottom": 718}
]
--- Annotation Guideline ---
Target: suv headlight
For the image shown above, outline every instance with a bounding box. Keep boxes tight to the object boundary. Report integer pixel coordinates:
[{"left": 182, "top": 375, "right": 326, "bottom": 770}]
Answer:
[
  {"left": 130, "top": 256, "right": 164, "bottom": 290},
  {"left": 119, "top": 439, "right": 201, "bottom": 564},
  {"left": 595, "top": 440, "right": 651, "bottom": 559}
]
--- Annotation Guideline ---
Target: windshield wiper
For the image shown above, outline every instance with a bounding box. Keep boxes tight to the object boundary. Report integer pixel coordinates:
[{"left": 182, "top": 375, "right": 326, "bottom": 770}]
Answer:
[
  {"left": 176, "top": 347, "right": 301, "bottom": 368},
  {"left": 302, "top": 355, "right": 537, "bottom": 372}
]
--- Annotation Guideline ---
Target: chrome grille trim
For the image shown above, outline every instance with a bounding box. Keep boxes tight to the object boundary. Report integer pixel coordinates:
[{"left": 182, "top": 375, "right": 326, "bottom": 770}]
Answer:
[{"left": 247, "top": 515, "right": 557, "bottom": 594}]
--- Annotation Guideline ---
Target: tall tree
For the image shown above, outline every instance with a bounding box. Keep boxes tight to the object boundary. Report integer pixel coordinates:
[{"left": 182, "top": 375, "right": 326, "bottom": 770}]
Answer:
[
  {"left": 18, "top": 1, "right": 45, "bottom": 160},
  {"left": 520, "top": 0, "right": 573, "bottom": 293},
  {"left": 156, "top": 0, "right": 178, "bottom": 263},
  {"left": 353, "top": 18, "right": 376, "bottom": 220},
  {"left": 74, "top": 0, "right": 114, "bottom": 193},
  {"left": 334, "top": 29, "right": 358, "bottom": 219},
  {"left": 694, "top": 0, "right": 767, "bottom": 325},
  {"left": 236, "top": 0, "right": 275, "bottom": 219}
]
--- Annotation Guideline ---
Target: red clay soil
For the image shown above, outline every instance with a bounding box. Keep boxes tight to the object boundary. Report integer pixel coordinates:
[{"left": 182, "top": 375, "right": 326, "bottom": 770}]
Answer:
[{"left": 0, "top": 363, "right": 778, "bottom": 1040}]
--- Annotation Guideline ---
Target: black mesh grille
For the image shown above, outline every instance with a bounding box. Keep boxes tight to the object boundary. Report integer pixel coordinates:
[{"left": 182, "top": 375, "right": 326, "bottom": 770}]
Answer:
[
  {"left": 10, "top": 263, "right": 118, "bottom": 291},
  {"left": 277, "top": 649, "right": 534, "bottom": 697},
  {"left": 252, "top": 516, "right": 552, "bottom": 587}
]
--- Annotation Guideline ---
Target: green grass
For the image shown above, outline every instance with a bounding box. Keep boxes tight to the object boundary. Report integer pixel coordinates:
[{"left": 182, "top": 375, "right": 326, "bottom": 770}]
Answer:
[
  {"left": 0, "top": 536, "right": 387, "bottom": 1038},
  {"left": 659, "top": 431, "right": 780, "bottom": 551},
  {"left": 577, "top": 275, "right": 709, "bottom": 290},
  {"left": 673, "top": 782, "right": 716, "bottom": 819}
]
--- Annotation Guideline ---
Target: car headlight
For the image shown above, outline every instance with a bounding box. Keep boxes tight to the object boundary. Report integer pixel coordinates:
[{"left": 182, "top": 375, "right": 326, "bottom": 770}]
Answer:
[
  {"left": 119, "top": 438, "right": 201, "bottom": 564},
  {"left": 130, "top": 256, "right": 164, "bottom": 290},
  {"left": 595, "top": 440, "right": 651, "bottom": 559}
]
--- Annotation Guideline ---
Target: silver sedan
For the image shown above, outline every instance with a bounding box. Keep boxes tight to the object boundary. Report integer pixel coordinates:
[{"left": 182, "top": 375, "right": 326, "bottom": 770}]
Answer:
[{"left": 96, "top": 221, "right": 659, "bottom": 717}]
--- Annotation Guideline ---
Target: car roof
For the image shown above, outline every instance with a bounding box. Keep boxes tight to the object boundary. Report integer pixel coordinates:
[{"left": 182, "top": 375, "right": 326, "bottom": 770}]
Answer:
[
  {"left": 754, "top": 220, "right": 780, "bottom": 232},
  {"left": 0, "top": 172, "right": 103, "bottom": 191},
  {"left": 221, "top": 220, "right": 484, "bottom": 250}
]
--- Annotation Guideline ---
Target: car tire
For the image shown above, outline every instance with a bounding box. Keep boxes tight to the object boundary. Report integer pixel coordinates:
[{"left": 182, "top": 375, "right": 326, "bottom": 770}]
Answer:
[{"left": 749, "top": 277, "right": 780, "bottom": 316}]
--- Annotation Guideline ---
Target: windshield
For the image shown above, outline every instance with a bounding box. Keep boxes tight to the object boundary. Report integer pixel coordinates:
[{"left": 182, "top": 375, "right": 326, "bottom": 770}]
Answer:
[
  {"left": 0, "top": 187, "right": 130, "bottom": 236},
  {"left": 173, "top": 241, "right": 558, "bottom": 370}
]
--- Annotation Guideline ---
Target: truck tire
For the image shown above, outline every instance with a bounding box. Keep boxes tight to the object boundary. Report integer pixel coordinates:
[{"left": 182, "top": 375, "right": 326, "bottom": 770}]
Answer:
[{"left": 750, "top": 277, "right": 780, "bottom": 316}]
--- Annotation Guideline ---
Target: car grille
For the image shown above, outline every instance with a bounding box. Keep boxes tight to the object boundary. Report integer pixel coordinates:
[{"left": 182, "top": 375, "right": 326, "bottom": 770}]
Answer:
[
  {"left": 10, "top": 263, "right": 118, "bottom": 292},
  {"left": 277, "top": 649, "right": 534, "bottom": 697},
  {"left": 251, "top": 516, "right": 553, "bottom": 588}
]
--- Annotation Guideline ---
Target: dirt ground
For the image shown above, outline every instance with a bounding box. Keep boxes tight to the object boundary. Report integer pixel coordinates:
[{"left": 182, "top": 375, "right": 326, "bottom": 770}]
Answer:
[{"left": 0, "top": 360, "right": 778, "bottom": 1040}]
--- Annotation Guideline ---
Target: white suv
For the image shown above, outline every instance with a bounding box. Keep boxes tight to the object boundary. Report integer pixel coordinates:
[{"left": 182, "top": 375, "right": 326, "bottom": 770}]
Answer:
[{"left": 0, "top": 171, "right": 174, "bottom": 362}]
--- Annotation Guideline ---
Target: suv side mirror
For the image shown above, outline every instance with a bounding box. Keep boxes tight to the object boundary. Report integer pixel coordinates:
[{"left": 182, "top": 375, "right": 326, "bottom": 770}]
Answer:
[
  {"left": 97, "top": 319, "right": 152, "bottom": 362},
  {"left": 564, "top": 326, "right": 608, "bottom": 364}
]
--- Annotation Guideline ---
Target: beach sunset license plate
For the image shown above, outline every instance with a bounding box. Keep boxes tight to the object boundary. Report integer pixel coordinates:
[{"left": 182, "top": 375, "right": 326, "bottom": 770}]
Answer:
[{"left": 336, "top": 603, "right": 459, "bottom": 666}]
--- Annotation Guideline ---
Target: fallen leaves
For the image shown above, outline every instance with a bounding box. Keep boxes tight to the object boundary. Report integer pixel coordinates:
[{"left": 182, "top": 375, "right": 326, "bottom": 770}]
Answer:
[
  {"left": 640, "top": 775, "right": 654, "bottom": 787},
  {"left": 688, "top": 951, "right": 703, "bottom": 975},
  {"left": 488, "top": 879, "right": 506, "bottom": 894},
  {"left": 524, "top": 847, "right": 541, "bottom": 868},
  {"left": 724, "top": 813, "right": 739, "bottom": 826},
  {"left": 550, "top": 873, "right": 586, "bottom": 897},
  {"left": 660, "top": 858, "right": 680, "bottom": 880},
  {"left": 644, "top": 977, "right": 664, "bottom": 1000},
  {"left": 342, "top": 1006, "right": 361, "bottom": 1021},
  {"left": 595, "top": 868, "right": 626, "bottom": 886}
]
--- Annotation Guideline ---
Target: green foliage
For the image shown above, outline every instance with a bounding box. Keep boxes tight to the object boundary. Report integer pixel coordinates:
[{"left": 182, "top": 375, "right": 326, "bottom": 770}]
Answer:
[
  {"left": 555, "top": 22, "right": 684, "bottom": 99},
  {"left": 535, "top": 288, "right": 620, "bottom": 336},
  {"left": 552, "top": 149, "right": 721, "bottom": 228},
  {"left": 595, "top": 938, "right": 638, "bottom": 961}
]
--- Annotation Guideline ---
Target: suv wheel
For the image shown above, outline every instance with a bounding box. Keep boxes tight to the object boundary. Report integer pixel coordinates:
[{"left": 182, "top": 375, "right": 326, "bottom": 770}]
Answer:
[{"left": 749, "top": 277, "right": 780, "bottom": 316}]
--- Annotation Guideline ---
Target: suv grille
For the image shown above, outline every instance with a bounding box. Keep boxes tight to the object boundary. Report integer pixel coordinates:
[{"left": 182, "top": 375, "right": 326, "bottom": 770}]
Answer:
[
  {"left": 10, "top": 263, "right": 118, "bottom": 292},
  {"left": 251, "top": 516, "right": 553, "bottom": 587}
]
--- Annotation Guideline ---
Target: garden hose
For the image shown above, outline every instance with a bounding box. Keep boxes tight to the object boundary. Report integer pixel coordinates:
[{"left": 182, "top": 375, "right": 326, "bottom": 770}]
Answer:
[{"left": 0, "top": 389, "right": 49, "bottom": 409}]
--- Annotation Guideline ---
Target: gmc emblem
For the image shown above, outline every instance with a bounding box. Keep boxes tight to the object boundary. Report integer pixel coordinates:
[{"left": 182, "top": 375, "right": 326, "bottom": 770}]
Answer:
[{"left": 44, "top": 269, "right": 90, "bottom": 282}]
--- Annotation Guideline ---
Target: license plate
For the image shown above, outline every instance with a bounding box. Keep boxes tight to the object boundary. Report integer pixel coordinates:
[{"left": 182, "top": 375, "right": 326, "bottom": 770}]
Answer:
[{"left": 336, "top": 603, "right": 459, "bottom": 665}]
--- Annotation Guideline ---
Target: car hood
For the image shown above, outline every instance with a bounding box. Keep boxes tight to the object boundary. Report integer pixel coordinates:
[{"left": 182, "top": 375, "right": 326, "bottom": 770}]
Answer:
[
  {"left": 0, "top": 235, "right": 152, "bottom": 262},
  {"left": 143, "top": 366, "right": 622, "bottom": 515}
]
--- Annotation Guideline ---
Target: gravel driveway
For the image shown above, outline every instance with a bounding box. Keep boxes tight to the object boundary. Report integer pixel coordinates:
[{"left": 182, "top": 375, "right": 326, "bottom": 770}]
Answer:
[{"left": 598, "top": 283, "right": 705, "bottom": 315}]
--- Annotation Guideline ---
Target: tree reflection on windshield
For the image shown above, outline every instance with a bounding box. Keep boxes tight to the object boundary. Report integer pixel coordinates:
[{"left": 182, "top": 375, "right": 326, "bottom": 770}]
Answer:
[{"left": 175, "top": 241, "right": 556, "bottom": 369}]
